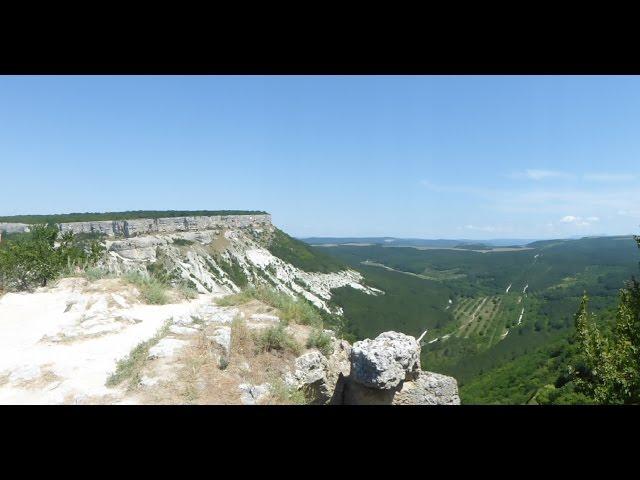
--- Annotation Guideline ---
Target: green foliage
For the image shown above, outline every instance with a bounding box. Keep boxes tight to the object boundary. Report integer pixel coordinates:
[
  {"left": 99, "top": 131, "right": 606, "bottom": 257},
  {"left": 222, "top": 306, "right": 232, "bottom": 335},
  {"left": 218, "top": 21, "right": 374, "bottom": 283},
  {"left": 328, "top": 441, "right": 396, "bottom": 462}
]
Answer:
[
  {"left": 216, "top": 286, "right": 323, "bottom": 327},
  {"left": 83, "top": 267, "right": 113, "bottom": 281},
  {"left": 267, "top": 228, "right": 345, "bottom": 273},
  {"left": 268, "top": 376, "right": 308, "bottom": 404},
  {"left": 318, "top": 235, "right": 640, "bottom": 404},
  {"left": 306, "top": 329, "right": 334, "bottom": 356},
  {"left": 176, "top": 281, "right": 199, "bottom": 300},
  {"left": 254, "top": 324, "right": 301, "bottom": 355},
  {"left": 0, "top": 210, "right": 268, "bottom": 224},
  {"left": 215, "top": 289, "right": 256, "bottom": 306},
  {"left": 124, "top": 271, "right": 170, "bottom": 305},
  {"left": 571, "top": 251, "right": 640, "bottom": 404},
  {"left": 216, "top": 257, "right": 248, "bottom": 288},
  {"left": 172, "top": 238, "right": 195, "bottom": 246},
  {"left": 106, "top": 321, "right": 171, "bottom": 388},
  {"left": 0, "top": 224, "right": 105, "bottom": 291}
]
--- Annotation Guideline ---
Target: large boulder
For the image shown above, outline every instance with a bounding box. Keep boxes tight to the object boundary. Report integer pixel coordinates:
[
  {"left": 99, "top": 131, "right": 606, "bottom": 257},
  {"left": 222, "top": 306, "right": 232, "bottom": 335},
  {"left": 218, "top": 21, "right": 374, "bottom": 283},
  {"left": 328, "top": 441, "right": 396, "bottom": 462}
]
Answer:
[
  {"left": 280, "top": 330, "right": 460, "bottom": 405},
  {"left": 350, "top": 331, "right": 420, "bottom": 389},
  {"left": 392, "top": 371, "right": 460, "bottom": 405},
  {"left": 285, "top": 335, "right": 352, "bottom": 404}
]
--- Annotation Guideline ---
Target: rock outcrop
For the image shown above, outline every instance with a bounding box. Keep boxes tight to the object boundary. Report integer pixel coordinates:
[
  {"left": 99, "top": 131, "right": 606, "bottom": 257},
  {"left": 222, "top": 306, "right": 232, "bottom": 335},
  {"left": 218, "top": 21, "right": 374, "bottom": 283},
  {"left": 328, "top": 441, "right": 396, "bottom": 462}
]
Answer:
[
  {"left": 287, "top": 330, "right": 460, "bottom": 405},
  {"left": 350, "top": 331, "right": 421, "bottom": 389},
  {"left": 0, "top": 214, "right": 272, "bottom": 238}
]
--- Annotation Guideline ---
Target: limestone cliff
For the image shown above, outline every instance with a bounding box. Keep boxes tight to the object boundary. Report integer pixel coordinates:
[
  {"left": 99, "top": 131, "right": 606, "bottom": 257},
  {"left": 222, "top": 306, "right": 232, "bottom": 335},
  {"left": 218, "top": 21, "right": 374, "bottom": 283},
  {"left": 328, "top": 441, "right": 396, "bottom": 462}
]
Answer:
[{"left": 65, "top": 214, "right": 381, "bottom": 314}]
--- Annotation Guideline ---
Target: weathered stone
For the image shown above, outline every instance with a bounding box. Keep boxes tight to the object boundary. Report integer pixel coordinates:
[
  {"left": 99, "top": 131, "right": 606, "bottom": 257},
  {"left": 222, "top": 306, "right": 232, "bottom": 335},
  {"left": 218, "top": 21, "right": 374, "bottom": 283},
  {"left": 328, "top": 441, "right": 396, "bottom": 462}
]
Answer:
[
  {"left": 238, "top": 383, "right": 271, "bottom": 405},
  {"left": 392, "top": 371, "right": 460, "bottom": 405},
  {"left": 208, "top": 326, "right": 231, "bottom": 356},
  {"left": 169, "top": 325, "right": 198, "bottom": 336},
  {"left": 350, "top": 331, "right": 420, "bottom": 389},
  {"left": 53, "top": 214, "right": 272, "bottom": 238},
  {"left": 147, "top": 338, "right": 187, "bottom": 360},
  {"left": 291, "top": 351, "right": 328, "bottom": 386}
]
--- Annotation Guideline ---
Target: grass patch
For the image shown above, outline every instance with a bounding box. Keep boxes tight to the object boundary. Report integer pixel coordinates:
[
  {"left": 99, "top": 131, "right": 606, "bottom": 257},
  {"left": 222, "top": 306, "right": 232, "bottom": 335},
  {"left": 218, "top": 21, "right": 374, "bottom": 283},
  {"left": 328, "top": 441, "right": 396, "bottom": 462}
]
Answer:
[
  {"left": 306, "top": 329, "right": 334, "bottom": 356},
  {"left": 172, "top": 238, "right": 195, "bottom": 246},
  {"left": 267, "top": 376, "right": 308, "bottom": 405},
  {"left": 216, "top": 286, "right": 323, "bottom": 327},
  {"left": 106, "top": 321, "right": 171, "bottom": 389},
  {"left": 254, "top": 324, "right": 301, "bottom": 355},
  {"left": 215, "top": 289, "right": 256, "bottom": 306},
  {"left": 83, "top": 267, "right": 113, "bottom": 281},
  {"left": 124, "top": 271, "right": 170, "bottom": 305},
  {"left": 177, "top": 281, "right": 199, "bottom": 300}
]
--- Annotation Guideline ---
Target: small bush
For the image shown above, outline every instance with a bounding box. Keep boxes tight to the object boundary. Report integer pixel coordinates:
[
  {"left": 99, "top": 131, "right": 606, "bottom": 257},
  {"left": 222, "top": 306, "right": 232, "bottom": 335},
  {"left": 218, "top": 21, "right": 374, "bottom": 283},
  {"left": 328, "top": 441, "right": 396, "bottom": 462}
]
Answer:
[
  {"left": 177, "top": 281, "right": 198, "bottom": 300},
  {"left": 268, "top": 376, "right": 307, "bottom": 405},
  {"left": 254, "top": 324, "right": 301, "bottom": 355},
  {"left": 306, "top": 329, "right": 334, "bottom": 356},
  {"left": 84, "top": 267, "right": 112, "bottom": 281},
  {"left": 172, "top": 238, "right": 195, "bottom": 246},
  {"left": 124, "top": 271, "right": 170, "bottom": 305},
  {"left": 215, "top": 289, "right": 256, "bottom": 306},
  {"left": 217, "top": 286, "right": 322, "bottom": 327}
]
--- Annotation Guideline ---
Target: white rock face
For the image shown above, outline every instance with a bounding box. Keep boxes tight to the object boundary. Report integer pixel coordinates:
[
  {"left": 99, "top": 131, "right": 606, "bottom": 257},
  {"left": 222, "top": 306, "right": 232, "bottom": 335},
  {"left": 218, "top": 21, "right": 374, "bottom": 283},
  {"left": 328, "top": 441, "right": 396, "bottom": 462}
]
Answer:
[
  {"left": 208, "top": 327, "right": 231, "bottom": 356},
  {"left": 392, "top": 371, "right": 460, "bottom": 405},
  {"left": 54, "top": 214, "right": 272, "bottom": 238},
  {"left": 249, "top": 313, "right": 280, "bottom": 323},
  {"left": 288, "top": 351, "right": 328, "bottom": 387},
  {"left": 350, "top": 331, "right": 420, "bottom": 389},
  {"left": 238, "top": 383, "right": 271, "bottom": 405},
  {"left": 148, "top": 338, "right": 187, "bottom": 360},
  {"left": 169, "top": 325, "right": 199, "bottom": 336}
]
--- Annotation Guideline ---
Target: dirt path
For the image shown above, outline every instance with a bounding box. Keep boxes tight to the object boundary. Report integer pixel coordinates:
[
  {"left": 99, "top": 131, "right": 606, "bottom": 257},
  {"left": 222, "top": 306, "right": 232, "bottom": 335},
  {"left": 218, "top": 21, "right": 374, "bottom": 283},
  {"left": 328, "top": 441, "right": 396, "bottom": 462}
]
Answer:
[{"left": 0, "top": 278, "right": 228, "bottom": 404}]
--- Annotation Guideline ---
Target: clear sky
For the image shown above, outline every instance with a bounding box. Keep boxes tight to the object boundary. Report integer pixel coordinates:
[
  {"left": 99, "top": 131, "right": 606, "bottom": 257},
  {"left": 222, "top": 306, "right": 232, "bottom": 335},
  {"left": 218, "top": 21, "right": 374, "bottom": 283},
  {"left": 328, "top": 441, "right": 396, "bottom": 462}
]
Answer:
[{"left": 1, "top": 75, "right": 639, "bottom": 239}]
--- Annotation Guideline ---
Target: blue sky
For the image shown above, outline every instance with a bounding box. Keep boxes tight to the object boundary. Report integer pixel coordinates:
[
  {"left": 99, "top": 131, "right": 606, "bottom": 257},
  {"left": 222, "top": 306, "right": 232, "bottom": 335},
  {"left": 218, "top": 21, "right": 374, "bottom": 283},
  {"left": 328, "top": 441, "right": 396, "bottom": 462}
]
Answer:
[{"left": 0, "top": 75, "right": 638, "bottom": 239}]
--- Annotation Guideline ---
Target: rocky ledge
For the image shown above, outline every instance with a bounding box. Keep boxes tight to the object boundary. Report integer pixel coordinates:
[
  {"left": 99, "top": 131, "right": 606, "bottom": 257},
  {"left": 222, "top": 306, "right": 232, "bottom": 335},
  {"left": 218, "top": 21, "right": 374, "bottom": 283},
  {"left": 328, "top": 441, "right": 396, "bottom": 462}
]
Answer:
[{"left": 285, "top": 331, "right": 460, "bottom": 405}]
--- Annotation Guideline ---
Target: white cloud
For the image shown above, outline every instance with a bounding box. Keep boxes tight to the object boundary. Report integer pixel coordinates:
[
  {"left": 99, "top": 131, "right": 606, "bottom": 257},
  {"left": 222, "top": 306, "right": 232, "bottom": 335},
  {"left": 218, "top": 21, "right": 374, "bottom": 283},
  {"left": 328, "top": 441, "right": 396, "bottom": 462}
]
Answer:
[
  {"left": 584, "top": 173, "right": 637, "bottom": 182},
  {"left": 505, "top": 169, "right": 574, "bottom": 181},
  {"left": 560, "top": 215, "right": 596, "bottom": 227},
  {"left": 524, "top": 169, "right": 570, "bottom": 180}
]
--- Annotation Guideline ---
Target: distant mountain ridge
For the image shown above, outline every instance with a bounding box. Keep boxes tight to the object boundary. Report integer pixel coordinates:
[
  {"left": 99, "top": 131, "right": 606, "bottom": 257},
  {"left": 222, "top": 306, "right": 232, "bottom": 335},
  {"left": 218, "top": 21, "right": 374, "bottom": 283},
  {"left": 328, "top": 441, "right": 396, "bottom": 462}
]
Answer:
[{"left": 302, "top": 237, "right": 540, "bottom": 248}]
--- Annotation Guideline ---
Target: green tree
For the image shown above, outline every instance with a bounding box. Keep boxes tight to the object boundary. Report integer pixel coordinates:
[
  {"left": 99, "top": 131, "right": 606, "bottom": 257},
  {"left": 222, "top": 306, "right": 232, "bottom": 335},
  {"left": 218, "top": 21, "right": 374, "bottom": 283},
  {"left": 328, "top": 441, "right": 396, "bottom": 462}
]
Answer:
[
  {"left": 0, "top": 224, "right": 105, "bottom": 291},
  {"left": 571, "top": 236, "right": 640, "bottom": 404}
]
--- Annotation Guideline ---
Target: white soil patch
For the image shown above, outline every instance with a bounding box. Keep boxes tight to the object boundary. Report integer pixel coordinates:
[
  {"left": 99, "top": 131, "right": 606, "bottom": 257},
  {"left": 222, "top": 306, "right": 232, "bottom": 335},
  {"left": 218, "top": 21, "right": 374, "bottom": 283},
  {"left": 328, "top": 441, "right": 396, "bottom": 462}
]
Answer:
[{"left": 0, "top": 278, "right": 221, "bottom": 404}]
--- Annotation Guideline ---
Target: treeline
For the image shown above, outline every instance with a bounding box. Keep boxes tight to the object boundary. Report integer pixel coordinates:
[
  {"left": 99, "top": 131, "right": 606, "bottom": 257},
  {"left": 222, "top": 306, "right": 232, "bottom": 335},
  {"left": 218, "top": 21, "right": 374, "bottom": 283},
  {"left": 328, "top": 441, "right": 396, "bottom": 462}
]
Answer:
[
  {"left": 0, "top": 210, "right": 268, "bottom": 225},
  {"left": 0, "top": 225, "right": 104, "bottom": 291}
]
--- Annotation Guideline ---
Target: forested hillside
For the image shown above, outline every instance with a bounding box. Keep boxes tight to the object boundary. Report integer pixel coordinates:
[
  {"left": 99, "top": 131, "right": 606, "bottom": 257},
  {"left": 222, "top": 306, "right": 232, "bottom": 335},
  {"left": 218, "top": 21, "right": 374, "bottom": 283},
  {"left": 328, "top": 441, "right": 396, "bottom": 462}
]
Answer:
[{"left": 314, "top": 236, "right": 640, "bottom": 404}]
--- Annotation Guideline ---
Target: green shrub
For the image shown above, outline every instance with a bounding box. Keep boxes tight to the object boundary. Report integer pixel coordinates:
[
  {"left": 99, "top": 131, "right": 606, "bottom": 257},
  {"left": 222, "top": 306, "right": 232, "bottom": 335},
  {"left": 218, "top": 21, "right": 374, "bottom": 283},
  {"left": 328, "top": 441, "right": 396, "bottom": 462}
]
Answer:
[
  {"left": 254, "top": 324, "right": 301, "bottom": 355},
  {"left": 215, "top": 289, "right": 256, "bottom": 306},
  {"left": 216, "top": 256, "right": 248, "bottom": 288},
  {"left": 216, "top": 286, "right": 323, "bottom": 327},
  {"left": 177, "top": 281, "right": 199, "bottom": 300},
  {"left": 172, "top": 238, "right": 194, "bottom": 246},
  {"left": 124, "top": 271, "right": 170, "bottom": 305},
  {"left": 84, "top": 267, "right": 112, "bottom": 281},
  {"left": 268, "top": 376, "right": 308, "bottom": 405},
  {"left": 306, "top": 329, "right": 334, "bottom": 356},
  {"left": 0, "top": 224, "right": 105, "bottom": 291}
]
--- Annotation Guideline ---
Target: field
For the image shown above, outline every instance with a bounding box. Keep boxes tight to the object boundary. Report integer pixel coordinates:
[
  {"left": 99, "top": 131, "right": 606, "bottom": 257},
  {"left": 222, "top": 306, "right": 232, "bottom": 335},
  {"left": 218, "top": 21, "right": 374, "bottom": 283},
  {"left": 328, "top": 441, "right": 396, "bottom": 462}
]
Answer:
[{"left": 314, "top": 235, "right": 640, "bottom": 404}]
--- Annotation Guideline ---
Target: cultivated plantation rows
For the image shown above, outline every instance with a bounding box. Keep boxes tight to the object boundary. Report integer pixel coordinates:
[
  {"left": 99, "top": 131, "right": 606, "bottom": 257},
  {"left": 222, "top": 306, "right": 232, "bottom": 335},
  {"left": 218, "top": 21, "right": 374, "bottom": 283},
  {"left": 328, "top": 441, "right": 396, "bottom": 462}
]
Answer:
[{"left": 444, "top": 283, "right": 529, "bottom": 350}]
